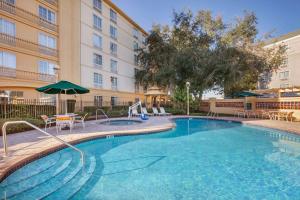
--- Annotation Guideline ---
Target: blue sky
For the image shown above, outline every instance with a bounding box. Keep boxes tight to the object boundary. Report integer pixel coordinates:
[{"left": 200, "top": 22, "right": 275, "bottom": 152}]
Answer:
[{"left": 112, "top": 0, "right": 300, "bottom": 38}]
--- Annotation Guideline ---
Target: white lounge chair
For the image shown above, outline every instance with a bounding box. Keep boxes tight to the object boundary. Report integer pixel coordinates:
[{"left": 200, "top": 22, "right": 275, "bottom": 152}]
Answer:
[
  {"left": 74, "top": 113, "right": 88, "bottom": 128},
  {"left": 142, "top": 107, "right": 154, "bottom": 116},
  {"left": 41, "top": 115, "right": 56, "bottom": 131},
  {"left": 159, "top": 107, "right": 171, "bottom": 116},
  {"left": 132, "top": 107, "right": 141, "bottom": 117},
  {"left": 152, "top": 107, "right": 164, "bottom": 116}
]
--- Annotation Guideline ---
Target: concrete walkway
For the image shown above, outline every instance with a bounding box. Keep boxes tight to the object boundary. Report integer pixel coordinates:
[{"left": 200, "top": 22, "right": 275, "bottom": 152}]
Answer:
[{"left": 1, "top": 115, "right": 300, "bottom": 181}]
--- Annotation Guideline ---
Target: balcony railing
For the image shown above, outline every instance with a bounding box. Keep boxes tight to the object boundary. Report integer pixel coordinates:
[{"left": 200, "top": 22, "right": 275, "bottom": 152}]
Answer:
[
  {"left": 0, "top": 0, "right": 58, "bottom": 32},
  {"left": 0, "top": 33, "right": 58, "bottom": 57},
  {"left": 0, "top": 66, "right": 56, "bottom": 82},
  {"left": 43, "top": 0, "right": 58, "bottom": 7}
]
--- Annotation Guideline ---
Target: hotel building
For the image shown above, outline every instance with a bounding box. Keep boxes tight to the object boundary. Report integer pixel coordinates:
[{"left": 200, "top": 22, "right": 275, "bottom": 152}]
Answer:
[
  {"left": 0, "top": 0, "right": 147, "bottom": 106},
  {"left": 258, "top": 29, "right": 300, "bottom": 92}
]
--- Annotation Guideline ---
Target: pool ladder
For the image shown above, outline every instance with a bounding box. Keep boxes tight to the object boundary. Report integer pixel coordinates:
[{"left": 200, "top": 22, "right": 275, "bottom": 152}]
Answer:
[
  {"left": 96, "top": 109, "right": 110, "bottom": 121},
  {"left": 1, "top": 121, "right": 85, "bottom": 164}
]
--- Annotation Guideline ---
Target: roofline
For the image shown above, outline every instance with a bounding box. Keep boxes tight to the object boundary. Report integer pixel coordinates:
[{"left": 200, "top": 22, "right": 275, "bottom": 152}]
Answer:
[
  {"left": 264, "top": 29, "right": 300, "bottom": 46},
  {"left": 103, "top": 0, "right": 148, "bottom": 36}
]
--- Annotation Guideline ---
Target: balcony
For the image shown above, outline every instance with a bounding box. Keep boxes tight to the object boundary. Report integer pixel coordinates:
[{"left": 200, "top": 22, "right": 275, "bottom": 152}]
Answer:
[
  {"left": 0, "top": 0, "right": 58, "bottom": 32},
  {"left": 43, "top": 0, "right": 58, "bottom": 7},
  {"left": 0, "top": 33, "right": 58, "bottom": 57},
  {"left": 0, "top": 66, "right": 56, "bottom": 82}
]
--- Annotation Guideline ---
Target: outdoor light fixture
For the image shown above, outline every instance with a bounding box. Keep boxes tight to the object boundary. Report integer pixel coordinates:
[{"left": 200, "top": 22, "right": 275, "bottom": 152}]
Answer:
[{"left": 186, "top": 82, "right": 190, "bottom": 116}]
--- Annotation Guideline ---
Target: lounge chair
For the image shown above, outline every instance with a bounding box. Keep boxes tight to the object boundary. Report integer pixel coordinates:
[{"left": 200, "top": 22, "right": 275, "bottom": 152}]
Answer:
[
  {"left": 159, "top": 107, "right": 171, "bottom": 116},
  {"left": 132, "top": 107, "right": 141, "bottom": 117},
  {"left": 74, "top": 113, "right": 88, "bottom": 128},
  {"left": 41, "top": 115, "right": 56, "bottom": 131},
  {"left": 152, "top": 107, "right": 164, "bottom": 116},
  {"left": 142, "top": 107, "right": 154, "bottom": 116}
]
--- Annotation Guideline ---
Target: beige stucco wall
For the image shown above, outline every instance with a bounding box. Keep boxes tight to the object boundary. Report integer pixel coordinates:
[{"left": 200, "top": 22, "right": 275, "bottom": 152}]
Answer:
[{"left": 264, "top": 35, "right": 300, "bottom": 89}]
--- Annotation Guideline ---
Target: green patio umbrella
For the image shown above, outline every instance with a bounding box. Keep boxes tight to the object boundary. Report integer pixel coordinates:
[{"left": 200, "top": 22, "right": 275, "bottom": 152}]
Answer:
[
  {"left": 234, "top": 91, "right": 262, "bottom": 97},
  {"left": 234, "top": 91, "right": 262, "bottom": 110},
  {"left": 36, "top": 80, "right": 90, "bottom": 114}
]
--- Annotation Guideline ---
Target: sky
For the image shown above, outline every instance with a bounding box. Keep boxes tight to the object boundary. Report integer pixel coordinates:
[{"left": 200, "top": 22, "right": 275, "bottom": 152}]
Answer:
[{"left": 112, "top": 0, "right": 300, "bottom": 38}]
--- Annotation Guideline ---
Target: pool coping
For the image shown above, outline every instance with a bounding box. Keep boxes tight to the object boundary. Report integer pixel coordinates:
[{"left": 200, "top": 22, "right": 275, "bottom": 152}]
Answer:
[{"left": 1, "top": 115, "right": 300, "bottom": 183}]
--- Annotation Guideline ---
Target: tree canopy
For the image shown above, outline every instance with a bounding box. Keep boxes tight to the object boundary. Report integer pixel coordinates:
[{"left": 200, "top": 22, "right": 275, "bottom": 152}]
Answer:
[{"left": 135, "top": 10, "right": 286, "bottom": 98}]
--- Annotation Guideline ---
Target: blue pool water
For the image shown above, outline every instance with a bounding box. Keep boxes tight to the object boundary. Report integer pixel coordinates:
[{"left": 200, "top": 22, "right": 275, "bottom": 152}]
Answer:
[{"left": 1, "top": 118, "right": 300, "bottom": 199}]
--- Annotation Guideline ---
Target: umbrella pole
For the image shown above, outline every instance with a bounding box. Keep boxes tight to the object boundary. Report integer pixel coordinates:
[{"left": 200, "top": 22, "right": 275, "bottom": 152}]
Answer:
[{"left": 65, "top": 89, "right": 68, "bottom": 114}]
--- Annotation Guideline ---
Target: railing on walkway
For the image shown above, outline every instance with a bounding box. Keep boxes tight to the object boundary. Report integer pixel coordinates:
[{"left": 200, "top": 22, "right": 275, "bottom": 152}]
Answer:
[
  {"left": 2, "top": 121, "right": 85, "bottom": 164},
  {"left": 0, "top": 0, "right": 58, "bottom": 32},
  {"left": 0, "top": 33, "right": 58, "bottom": 57},
  {"left": 0, "top": 66, "right": 56, "bottom": 82}
]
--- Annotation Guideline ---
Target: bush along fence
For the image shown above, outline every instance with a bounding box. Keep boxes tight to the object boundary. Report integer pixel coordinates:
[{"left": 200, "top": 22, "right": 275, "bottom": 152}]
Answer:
[{"left": 199, "top": 97, "right": 300, "bottom": 120}]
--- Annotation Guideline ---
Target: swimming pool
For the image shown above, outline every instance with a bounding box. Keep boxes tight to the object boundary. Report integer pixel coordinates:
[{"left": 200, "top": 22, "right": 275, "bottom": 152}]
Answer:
[
  {"left": 1, "top": 118, "right": 300, "bottom": 199},
  {"left": 99, "top": 119, "right": 143, "bottom": 126}
]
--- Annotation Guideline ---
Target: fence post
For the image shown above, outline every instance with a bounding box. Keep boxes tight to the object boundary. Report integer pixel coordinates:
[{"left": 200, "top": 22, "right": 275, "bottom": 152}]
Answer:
[
  {"left": 4, "top": 101, "right": 7, "bottom": 119},
  {"left": 34, "top": 99, "right": 37, "bottom": 118}
]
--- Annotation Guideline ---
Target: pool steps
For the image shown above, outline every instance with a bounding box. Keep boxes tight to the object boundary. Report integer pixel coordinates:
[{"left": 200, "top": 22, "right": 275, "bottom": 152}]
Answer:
[{"left": 0, "top": 152, "right": 96, "bottom": 200}]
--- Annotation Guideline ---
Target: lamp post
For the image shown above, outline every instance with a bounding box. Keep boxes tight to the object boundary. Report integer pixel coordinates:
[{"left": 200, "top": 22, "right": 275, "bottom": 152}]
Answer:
[{"left": 186, "top": 82, "right": 190, "bottom": 116}]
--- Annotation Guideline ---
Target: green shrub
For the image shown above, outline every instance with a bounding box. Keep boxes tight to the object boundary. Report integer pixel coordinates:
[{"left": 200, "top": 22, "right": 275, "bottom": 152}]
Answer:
[
  {"left": 0, "top": 118, "right": 45, "bottom": 135},
  {"left": 164, "top": 107, "right": 186, "bottom": 115}
]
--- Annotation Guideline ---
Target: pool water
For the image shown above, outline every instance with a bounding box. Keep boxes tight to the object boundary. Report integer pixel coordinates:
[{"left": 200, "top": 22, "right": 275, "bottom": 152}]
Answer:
[
  {"left": 1, "top": 118, "right": 300, "bottom": 199},
  {"left": 99, "top": 119, "right": 142, "bottom": 126}
]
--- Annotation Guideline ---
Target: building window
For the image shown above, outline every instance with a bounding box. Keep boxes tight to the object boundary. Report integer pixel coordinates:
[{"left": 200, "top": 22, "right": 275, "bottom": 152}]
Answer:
[
  {"left": 111, "top": 96, "right": 117, "bottom": 106},
  {"left": 110, "top": 25, "right": 117, "bottom": 40},
  {"left": 94, "top": 96, "right": 103, "bottom": 107},
  {"left": 110, "top": 9, "right": 117, "bottom": 23},
  {"left": 0, "top": 51, "right": 16, "bottom": 68},
  {"left": 279, "top": 71, "right": 289, "bottom": 80},
  {"left": 0, "top": 18, "right": 15, "bottom": 36},
  {"left": 93, "top": 53, "right": 102, "bottom": 68},
  {"left": 38, "top": 33, "right": 56, "bottom": 49},
  {"left": 280, "top": 83, "right": 289, "bottom": 88},
  {"left": 38, "top": 61, "right": 55, "bottom": 75},
  {"left": 39, "top": 6, "right": 56, "bottom": 24},
  {"left": 133, "top": 41, "right": 139, "bottom": 51},
  {"left": 38, "top": 61, "right": 55, "bottom": 81},
  {"left": 93, "top": 0, "right": 102, "bottom": 12},
  {"left": 93, "top": 14, "right": 102, "bottom": 30},
  {"left": 93, "top": 33, "right": 102, "bottom": 49},
  {"left": 110, "top": 42, "right": 117, "bottom": 56},
  {"left": 134, "top": 54, "right": 138, "bottom": 65},
  {"left": 40, "top": 93, "right": 55, "bottom": 101},
  {"left": 0, "top": 90, "right": 23, "bottom": 100},
  {"left": 111, "top": 76, "right": 117, "bottom": 90},
  {"left": 133, "top": 28, "right": 139, "bottom": 39},
  {"left": 142, "top": 35, "right": 146, "bottom": 45},
  {"left": 5, "top": 0, "right": 15, "bottom": 4},
  {"left": 94, "top": 73, "right": 102, "bottom": 88},
  {"left": 110, "top": 59, "right": 117, "bottom": 73}
]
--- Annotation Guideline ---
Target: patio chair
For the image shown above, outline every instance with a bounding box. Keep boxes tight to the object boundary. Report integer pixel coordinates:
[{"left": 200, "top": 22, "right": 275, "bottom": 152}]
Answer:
[
  {"left": 56, "top": 115, "right": 74, "bottom": 133},
  {"left": 142, "top": 107, "right": 154, "bottom": 116},
  {"left": 152, "top": 107, "right": 164, "bottom": 116},
  {"left": 132, "top": 107, "right": 141, "bottom": 117},
  {"left": 74, "top": 113, "right": 88, "bottom": 128},
  {"left": 159, "top": 107, "right": 171, "bottom": 116},
  {"left": 41, "top": 115, "right": 56, "bottom": 131}
]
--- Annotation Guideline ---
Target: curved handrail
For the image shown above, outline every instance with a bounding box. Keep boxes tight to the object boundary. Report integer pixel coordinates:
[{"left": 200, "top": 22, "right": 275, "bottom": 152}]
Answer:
[
  {"left": 96, "top": 109, "right": 109, "bottom": 121},
  {"left": 2, "top": 121, "right": 84, "bottom": 164}
]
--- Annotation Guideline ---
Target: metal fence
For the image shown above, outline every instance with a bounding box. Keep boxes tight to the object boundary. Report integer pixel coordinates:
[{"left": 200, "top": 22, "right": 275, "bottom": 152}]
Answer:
[{"left": 0, "top": 98, "right": 137, "bottom": 119}]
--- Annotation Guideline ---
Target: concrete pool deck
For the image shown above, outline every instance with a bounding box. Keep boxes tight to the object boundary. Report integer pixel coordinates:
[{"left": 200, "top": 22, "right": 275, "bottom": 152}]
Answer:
[{"left": 1, "top": 115, "right": 300, "bottom": 181}]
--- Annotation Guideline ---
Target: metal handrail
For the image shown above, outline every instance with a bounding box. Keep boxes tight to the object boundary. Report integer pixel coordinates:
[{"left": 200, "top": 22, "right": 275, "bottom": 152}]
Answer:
[
  {"left": 96, "top": 109, "right": 109, "bottom": 121},
  {"left": 2, "top": 121, "right": 84, "bottom": 164}
]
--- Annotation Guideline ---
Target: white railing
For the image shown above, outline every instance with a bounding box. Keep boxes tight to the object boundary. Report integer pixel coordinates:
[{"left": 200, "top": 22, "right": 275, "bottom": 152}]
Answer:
[
  {"left": 96, "top": 109, "right": 109, "bottom": 121},
  {"left": 2, "top": 121, "right": 84, "bottom": 164},
  {"left": 128, "top": 101, "right": 142, "bottom": 118}
]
